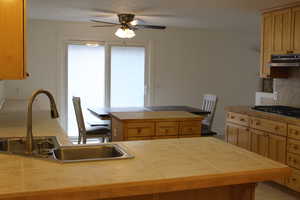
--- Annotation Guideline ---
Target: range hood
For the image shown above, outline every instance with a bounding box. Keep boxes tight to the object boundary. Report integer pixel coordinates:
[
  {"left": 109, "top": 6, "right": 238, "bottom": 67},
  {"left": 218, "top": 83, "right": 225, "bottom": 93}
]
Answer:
[{"left": 268, "top": 54, "right": 300, "bottom": 67}]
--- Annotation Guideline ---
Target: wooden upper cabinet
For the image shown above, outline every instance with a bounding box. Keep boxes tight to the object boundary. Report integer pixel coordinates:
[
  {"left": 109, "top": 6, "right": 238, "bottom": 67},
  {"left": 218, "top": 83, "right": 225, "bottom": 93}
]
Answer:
[
  {"left": 271, "top": 9, "right": 292, "bottom": 54},
  {"left": 291, "top": 6, "right": 300, "bottom": 53},
  {"left": 260, "top": 13, "right": 273, "bottom": 78},
  {"left": 0, "top": 0, "right": 26, "bottom": 80}
]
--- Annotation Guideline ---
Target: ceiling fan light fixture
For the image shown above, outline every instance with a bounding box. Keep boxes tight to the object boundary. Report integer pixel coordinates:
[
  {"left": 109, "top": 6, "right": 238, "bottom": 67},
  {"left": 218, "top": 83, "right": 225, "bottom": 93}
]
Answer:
[
  {"left": 130, "top": 20, "right": 138, "bottom": 26},
  {"left": 115, "top": 27, "right": 136, "bottom": 39}
]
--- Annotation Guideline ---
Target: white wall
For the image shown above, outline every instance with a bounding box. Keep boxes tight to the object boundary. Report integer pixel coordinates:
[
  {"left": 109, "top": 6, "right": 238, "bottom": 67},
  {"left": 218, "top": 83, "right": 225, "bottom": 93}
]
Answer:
[
  {"left": 0, "top": 81, "right": 5, "bottom": 107},
  {"left": 5, "top": 19, "right": 260, "bottom": 134}
]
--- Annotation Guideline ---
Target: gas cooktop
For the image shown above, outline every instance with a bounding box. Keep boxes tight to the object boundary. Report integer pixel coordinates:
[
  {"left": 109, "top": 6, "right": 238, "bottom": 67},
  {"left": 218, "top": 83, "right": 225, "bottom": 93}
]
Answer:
[{"left": 252, "top": 105, "right": 300, "bottom": 118}]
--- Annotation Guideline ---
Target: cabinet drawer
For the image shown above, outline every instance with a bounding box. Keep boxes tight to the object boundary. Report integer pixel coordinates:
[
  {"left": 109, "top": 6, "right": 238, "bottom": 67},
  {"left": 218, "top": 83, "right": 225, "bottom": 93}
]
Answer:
[
  {"left": 180, "top": 121, "right": 201, "bottom": 127},
  {"left": 227, "top": 112, "right": 249, "bottom": 126},
  {"left": 156, "top": 122, "right": 179, "bottom": 136},
  {"left": 126, "top": 122, "right": 155, "bottom": 137},
  {"left": 288, "top": 139, "right": 300, "bottom": 155},
  {"left": 250, "top": 117, "right": 287, "bottom": 136},
  {"left": 127, "top": 137, "right": 152, "bottom": 141},
  {"left": 286, "top": 168, "right": 300, "bottom": 192},
  {"left": 180, "top": 126, "right": 201, "bottom": 135},
  {"left": 288, "top": 125, "right": 300, "bottom": 140},
  {"left": 288, "top": 153, "right": 300, "bottom": 170}
]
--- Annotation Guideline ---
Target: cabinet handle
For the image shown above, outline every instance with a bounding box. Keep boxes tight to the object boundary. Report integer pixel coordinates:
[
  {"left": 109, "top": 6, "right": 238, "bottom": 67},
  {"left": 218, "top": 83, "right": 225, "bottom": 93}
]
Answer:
[
  {"left": 294, "top": 145, "right": 299, "bottom": 150},
  {"left": 287, "top": 50, "right": 294, "bottom": 54},
  {"left": 293, "top": 159, "right": 297, "bottom": 164},
  {"left": 294, "top": 130, "right": 299, "bottom": 135},
  {"left": 137, "top": 129, "right": 141, "bottom": 134},
  {"left": 274, "top": 126, "right": 279, "bottom": 131},
  {"left": 240, "top": 118, "right": 245, "bottom": 122},
  {"left": 292, "top": 178, "right": 297, "bottom": 182},
  {"left": 256, "top": 122, "right": 260, "bottom": 126}
]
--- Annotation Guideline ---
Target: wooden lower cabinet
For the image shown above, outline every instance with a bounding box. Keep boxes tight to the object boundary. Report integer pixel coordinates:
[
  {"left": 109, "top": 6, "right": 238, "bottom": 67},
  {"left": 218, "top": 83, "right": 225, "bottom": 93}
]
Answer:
[
  {"left": 250, "top": 129, "right": 269, "bottom": 157},
  {"left": 268, "top": 133, "right": 287, "bottom": 164},
  {"left": 286, "top": 168, "right": 300, "bottom": 192},
  {"left": 225, "top": 123, "right": 251, "bottom": 150},
  {"left": 225, "top": 111, "right": 296, "bottom": 189}
]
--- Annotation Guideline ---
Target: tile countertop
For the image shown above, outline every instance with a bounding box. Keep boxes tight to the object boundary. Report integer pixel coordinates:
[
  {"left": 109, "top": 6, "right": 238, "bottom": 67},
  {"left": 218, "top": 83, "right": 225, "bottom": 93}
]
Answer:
[
  {"left": 0, "top": 102, "right": 291, "bottom": 200},
  {"left": 0, "top": 100, "right": 71, "bottom": 146},
  {"left": 226, "top": 105, "right": 300, "bottom": 126}
]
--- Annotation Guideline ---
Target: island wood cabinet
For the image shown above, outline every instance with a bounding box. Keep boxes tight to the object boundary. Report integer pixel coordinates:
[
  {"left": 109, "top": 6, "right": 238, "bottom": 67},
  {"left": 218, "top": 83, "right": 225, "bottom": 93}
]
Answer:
[
  {"left": 111, "top": 111, "right": 203, "bottom": 141},
  {"left": 225, "top": 112, "right": 290, "bottom": 187},
  {"left": 0, "top": 0, "right": 27, "bottom": 80},
  {"left": 260, "top": 4, "right": 300, "bottom": 78}
]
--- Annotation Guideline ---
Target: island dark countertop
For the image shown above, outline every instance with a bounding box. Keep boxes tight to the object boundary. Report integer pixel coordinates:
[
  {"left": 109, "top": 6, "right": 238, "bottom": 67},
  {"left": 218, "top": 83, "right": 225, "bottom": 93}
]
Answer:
[{"left": 88, "top": 106, "right": 210, "bottom": 119}]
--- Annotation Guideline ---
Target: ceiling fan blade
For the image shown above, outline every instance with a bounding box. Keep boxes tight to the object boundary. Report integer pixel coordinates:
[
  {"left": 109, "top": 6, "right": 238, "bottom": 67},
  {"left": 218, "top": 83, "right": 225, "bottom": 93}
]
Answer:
[
  {"left": 92, "top": 25, "right": 118, "bottom": 28},
  {"left": 90, "top": 19, "right": 120, "bottom": 25},
  {"left": 134, "top": 25, "right": 166, "bottom": 30},
  {"left": 136, "top": 14, "right": 176, "bottom": 18},
  {"left": 89, "top": 8, "right": 117, "bottom": 15}
]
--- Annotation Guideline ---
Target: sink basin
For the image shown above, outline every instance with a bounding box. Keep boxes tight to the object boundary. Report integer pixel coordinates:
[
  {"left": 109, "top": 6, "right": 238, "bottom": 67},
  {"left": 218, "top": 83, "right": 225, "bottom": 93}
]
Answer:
[
  {"left": 0, "top": 137, "right": 133, "bottom": 163},
  {"left": 53, "top": 144, "right": 133, "bottom": 163},
  {"left": 0, "top": 136, "right": 59, "bottom": 158}
]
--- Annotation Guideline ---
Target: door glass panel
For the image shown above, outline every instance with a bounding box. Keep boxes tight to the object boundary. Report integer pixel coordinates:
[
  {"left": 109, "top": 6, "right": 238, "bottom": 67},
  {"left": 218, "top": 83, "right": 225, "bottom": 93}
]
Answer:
[
  {"left": 67, "top": 44, "right": 105, "bottom": 136},
  {"left": 110, "top": 46, "right": 145, "bottom": 107}
]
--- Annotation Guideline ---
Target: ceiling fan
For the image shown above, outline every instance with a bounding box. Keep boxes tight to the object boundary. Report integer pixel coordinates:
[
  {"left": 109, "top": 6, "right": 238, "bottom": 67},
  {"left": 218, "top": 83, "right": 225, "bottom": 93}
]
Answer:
[{"left": 91, "top": 13, "right": 166, "bottom": 39}]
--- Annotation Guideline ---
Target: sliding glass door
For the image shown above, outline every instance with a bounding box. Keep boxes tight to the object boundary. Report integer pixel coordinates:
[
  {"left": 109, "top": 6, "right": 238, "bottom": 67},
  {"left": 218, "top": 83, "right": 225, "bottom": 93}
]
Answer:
[{"left": 67, "top": 42, "right": 147, "bottom": 135}]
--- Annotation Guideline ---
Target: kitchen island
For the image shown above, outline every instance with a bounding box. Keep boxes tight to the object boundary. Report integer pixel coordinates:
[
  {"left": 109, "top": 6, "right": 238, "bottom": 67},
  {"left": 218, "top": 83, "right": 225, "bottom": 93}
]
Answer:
[
  {"left": 111, "top": 111, "right": 204, "bottom": 141},
  {"left": 0, "top": 103, "right": 291, "bottom": 200}
]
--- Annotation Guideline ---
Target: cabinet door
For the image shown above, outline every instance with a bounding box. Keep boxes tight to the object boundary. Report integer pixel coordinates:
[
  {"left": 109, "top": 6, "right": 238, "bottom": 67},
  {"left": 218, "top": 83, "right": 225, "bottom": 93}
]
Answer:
[
  {"left": 260, "top": 13, "right": 273, "bottom": 78},
  {"left": 251, "top": 129, "right": 269, "bottom": 157},
  {"left": 225, "top": 123, "right": 238, "bottom": 145},
  {"left": 268, "top": 133, "right": 287, "bottom": 164},
  {"left": 291, "top": 6, "right": 300, "bottom": 53},
  {"left": 268, "top": 133, "right": 287, "bottom": 185},
  {"left": 272, "top": 9, "right": 292, "bottom": 54},
  {"left": 0, "top": 0, "right": 26, "bottom": 79},
  {"left": 236, "top": 126, "right": 251, "bottom": 150}
]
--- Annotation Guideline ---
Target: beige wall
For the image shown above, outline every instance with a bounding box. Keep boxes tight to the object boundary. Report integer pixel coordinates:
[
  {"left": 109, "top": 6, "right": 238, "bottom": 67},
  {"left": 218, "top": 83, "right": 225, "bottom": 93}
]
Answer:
[
  {"left": 0, "top": 81, "right": 4, "bottom": 106},
  {"left": 5, "top": 19, "right": 260, "bottom": 134}
]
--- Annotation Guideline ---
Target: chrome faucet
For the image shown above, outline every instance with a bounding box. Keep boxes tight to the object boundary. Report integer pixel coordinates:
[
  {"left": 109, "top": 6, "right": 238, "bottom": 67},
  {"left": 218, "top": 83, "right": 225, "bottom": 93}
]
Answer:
[{"left": 27, "top": 89, "right": 59, "bottom": 154}]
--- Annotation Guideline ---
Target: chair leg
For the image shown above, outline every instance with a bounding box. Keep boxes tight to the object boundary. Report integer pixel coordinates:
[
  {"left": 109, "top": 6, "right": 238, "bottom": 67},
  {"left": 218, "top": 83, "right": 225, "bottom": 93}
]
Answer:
[
  {"left": 78, "top": 133, "right": 82, "bottom": 144},
  {"left": 83, "top": 135, "right": 87, "bottom": 144}
]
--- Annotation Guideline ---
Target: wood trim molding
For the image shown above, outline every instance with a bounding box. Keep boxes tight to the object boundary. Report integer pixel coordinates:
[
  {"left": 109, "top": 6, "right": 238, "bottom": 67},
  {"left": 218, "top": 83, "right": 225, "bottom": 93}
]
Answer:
[{"left": 261, "top": 1, "right": 300, "bottom": 13}]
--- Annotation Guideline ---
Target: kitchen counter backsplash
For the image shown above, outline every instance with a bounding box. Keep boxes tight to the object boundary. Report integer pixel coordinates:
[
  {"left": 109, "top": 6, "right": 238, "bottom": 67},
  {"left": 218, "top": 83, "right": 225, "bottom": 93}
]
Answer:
[{"left": 274, "top": 69, "right": 300, "bottom": 107}]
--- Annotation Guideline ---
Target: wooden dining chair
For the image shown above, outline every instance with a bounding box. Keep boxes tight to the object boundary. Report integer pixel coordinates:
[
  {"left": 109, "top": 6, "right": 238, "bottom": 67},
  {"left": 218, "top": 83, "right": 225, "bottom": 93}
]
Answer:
[
  {"left": 72, "top": 97, "right": 111, "bottom": 144},
  {"left": 201, "top": 94, "right": 218, "bottom": 136}
]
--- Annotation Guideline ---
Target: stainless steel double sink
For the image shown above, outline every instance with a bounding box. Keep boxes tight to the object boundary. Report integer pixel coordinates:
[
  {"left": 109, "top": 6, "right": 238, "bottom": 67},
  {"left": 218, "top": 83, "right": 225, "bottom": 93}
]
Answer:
[{"left": 0, "top": 137, "right": 133, "bottom": 163}]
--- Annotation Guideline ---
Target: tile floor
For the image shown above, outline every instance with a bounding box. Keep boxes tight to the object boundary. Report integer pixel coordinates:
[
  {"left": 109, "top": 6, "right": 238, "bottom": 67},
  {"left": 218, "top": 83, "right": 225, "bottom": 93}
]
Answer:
[{"left": 256, "top": 182, "right": 300, "bottom": 200}]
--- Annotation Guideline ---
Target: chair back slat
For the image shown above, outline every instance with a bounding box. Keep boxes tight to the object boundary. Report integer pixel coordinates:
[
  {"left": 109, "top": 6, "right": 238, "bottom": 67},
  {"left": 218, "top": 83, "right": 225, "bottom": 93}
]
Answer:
[
  {"left": 201, "top": 94, "right": 218, "bottom": 130},
  {"left": 72, "top": 97, "right": 87, "bottom": 135}
]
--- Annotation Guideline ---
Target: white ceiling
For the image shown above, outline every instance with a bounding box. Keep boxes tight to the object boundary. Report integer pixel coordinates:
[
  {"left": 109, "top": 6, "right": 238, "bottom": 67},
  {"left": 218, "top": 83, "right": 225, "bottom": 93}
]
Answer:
[{"left": 28, "top": 0, "right": 298, "bottom": 33}]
